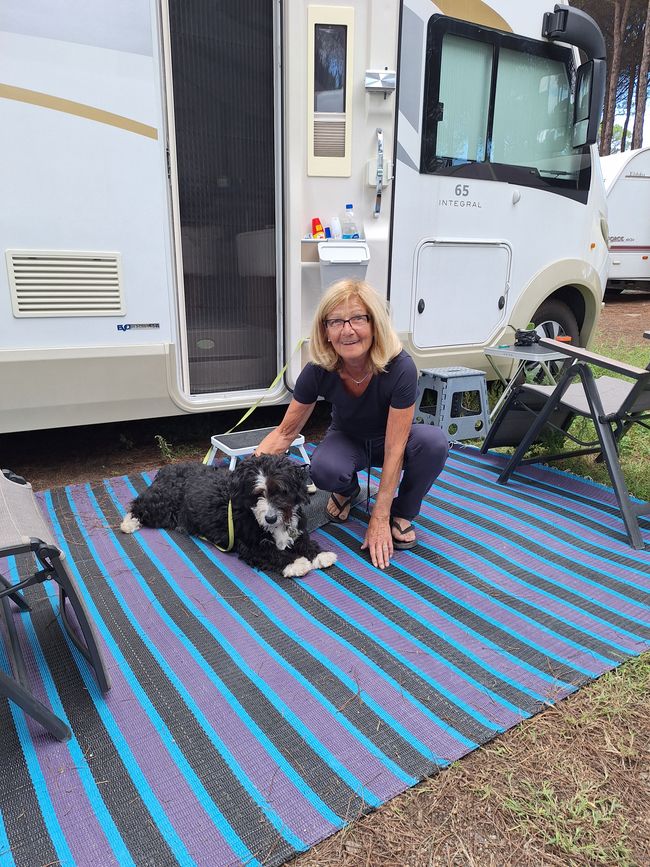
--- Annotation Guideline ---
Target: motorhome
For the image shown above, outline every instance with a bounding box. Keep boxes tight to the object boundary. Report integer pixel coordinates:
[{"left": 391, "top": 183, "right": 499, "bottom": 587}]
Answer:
[
  {"left": 0, "top": 1, "right": 609, "bottom": 434},
  {"left": 601, "top": 146, "right": 650, "bottom": 292}
]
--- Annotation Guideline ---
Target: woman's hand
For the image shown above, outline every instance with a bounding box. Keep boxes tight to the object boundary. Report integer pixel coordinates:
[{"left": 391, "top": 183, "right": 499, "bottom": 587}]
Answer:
[
  {"left": 254, "top": 399, "right": 315, "bottom": 455},
  {"left": 361, "top": 513, "right": 393, "bottom": 569}
]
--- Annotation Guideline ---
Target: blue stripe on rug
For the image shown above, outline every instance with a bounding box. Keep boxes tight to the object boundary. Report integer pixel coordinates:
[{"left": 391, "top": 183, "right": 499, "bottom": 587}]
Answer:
[{"left": 0, "top": 809, "right": 15, "bottom": 866}]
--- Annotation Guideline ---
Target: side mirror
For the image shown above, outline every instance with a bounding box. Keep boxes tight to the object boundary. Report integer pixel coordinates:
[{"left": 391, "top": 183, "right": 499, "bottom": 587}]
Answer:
[{"left": 572, "top": 58, "right": 605, "bottom": 147}]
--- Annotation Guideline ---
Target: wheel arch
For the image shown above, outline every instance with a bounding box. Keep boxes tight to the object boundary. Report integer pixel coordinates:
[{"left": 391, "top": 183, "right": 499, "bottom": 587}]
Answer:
[{"left": 507, "top": 258, "right": 602, "bottom": 345}]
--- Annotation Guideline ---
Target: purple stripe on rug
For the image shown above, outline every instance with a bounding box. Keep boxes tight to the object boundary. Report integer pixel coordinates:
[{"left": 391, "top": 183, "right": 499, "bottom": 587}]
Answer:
[
  {"left": 444, "top": 477, "right": 646, "bottom": 557},
  {"left": 433, "top": 471, "right": 644, "bottom": 559},
  {"left": 300, "top": 561, "right": 548, "bottom": 729}
]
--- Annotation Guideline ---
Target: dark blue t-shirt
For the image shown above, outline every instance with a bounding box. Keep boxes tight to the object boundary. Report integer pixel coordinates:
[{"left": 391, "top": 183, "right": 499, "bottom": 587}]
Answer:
[{"left": 293, "top": 349, "right": 417, "bottom": 439}]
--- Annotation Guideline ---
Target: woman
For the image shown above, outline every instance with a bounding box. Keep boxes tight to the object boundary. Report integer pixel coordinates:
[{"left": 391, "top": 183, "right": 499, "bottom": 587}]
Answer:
[{"left": 255, "top": 279, "right": 448, "bottom": 570}]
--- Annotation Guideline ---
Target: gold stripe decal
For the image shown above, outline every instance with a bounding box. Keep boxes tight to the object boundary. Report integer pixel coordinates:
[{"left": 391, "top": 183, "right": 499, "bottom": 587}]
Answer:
[
  {"left": 435, "top": 1, "right": 512, "bottom": 31},
  {"left": 0, "top": 83, "right": 158, "bottom": 140}
]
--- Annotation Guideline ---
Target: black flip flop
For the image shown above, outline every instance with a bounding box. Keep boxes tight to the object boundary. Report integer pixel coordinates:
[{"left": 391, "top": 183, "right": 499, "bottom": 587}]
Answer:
[
  {"left": 391, "top": 517, "right": 418, "bottom": 550},
  {"left": 326, "top": 486, "right": 360, "bottom": 523}
]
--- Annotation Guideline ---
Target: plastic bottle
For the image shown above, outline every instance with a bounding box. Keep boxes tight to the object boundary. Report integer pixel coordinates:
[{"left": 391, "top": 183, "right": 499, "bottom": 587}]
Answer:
[
  {"left": 341, "top": 204, "right": 360, "bottom": 239},
  {"left": 311, "top": 217, "right": 325, "bottom": 239},
  {"left": 329, "top": 215, "right": 342, "bottom": 239}
]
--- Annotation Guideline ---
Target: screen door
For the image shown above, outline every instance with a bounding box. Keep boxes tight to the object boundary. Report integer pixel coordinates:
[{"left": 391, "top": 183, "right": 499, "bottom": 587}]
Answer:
[{"left": 167, "top": 0, "right": 280, "bottom": 394}]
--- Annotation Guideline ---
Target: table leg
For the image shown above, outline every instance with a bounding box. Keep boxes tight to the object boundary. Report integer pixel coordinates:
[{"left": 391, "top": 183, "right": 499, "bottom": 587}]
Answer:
[
  {"left": 489, "top": 361, "right": 524, "bottom": 421},
  {"left": 539, "top": 361, "right": 558, "bottom": 384}
]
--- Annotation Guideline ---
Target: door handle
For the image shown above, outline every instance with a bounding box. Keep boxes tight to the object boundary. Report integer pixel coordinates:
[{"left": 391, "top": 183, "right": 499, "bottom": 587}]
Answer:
[
  {"left": 373, "top": 128, "right": 384, "bottom": 219},
  {"left": 417, "top": 299, "right": 425, "bottom": 314}
]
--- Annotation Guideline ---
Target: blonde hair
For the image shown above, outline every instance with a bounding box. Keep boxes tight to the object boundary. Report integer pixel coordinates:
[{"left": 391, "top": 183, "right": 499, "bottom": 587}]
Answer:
[{"left": 309, "top": 279, "right": 402, "bottom": 373}]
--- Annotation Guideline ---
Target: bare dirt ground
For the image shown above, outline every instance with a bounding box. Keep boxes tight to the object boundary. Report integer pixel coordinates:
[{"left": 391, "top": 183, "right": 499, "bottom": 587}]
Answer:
[
  {"left": 597, "top": 286, "right": 650, "bottom": 347},
  {"left": 1, "top": 289, "right": 649, "bottom": 866}
]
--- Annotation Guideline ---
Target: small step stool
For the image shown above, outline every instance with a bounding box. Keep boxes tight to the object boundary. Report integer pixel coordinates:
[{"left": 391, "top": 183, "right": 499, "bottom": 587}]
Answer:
[
  {"left": 416, "top": 367, "right": 490, "bottom": 441},
  {"left": 206, "top": 426, "right": 311, "bottom": 471}
]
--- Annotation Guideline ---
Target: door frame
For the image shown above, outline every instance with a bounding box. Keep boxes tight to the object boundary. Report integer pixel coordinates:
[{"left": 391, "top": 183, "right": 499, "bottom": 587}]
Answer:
[{"left": 158, "top": 0, "right": 285, "bottom": 403}]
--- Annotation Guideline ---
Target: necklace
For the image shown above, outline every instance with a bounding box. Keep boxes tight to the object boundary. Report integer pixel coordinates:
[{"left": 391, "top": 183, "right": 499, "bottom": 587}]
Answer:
[{"left": 348, "top": 368, "right": 371, "bottom": 386}]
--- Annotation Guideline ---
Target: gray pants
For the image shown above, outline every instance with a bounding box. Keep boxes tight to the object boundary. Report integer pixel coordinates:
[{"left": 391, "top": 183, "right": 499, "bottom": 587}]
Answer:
[{"left": 309, "top": 425, "right": 448, "bottom": 521}]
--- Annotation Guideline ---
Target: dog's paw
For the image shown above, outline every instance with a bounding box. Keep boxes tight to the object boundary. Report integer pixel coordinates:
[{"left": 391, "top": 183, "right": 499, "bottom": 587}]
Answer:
[
  {"left": 311, "top": 551, "right": 337, "bottom": 570},
  {"left": 282, "top": 557, "right": 313, "bottom": 579},
  {"left": 120, "top": 513, "right": 141, "bottom": 534}
]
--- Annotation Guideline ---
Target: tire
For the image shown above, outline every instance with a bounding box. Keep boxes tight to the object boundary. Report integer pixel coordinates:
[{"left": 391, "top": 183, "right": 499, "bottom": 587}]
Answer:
[
  {"left": 530, "top": 298, "right": 580, "bottom": 343},
  {"left": 523, "top": 298, "right": 580, "bottom": 384}
]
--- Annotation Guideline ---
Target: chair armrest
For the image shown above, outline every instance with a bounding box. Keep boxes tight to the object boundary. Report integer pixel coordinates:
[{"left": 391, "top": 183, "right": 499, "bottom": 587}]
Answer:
[{"left": 539, "top": 338, "right": 648, "bottom": 378}]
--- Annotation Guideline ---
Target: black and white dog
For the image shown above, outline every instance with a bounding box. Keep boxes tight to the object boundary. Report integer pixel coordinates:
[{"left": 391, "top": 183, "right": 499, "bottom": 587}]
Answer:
[{"left": 120, "top": 455, "right": 337, "bottom": 578}]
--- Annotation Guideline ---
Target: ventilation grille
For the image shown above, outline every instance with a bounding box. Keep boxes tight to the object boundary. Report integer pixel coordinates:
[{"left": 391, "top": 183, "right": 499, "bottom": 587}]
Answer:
[
  {"left": 6, "top": 251, "right": 124, "bottom": 317},
  {"left": 314, "top": 114, "right": 346, "bottom": 157}
]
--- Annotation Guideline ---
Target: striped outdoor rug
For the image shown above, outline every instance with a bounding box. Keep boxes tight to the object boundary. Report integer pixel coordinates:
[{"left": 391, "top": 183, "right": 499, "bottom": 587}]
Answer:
[{"left": 1, "top": 447, "right": 649, "bottom": 867}]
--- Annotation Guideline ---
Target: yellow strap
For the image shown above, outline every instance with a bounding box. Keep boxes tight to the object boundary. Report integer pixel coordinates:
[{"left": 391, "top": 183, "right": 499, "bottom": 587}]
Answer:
[
  {"left": 203, "top": 337, "right": 306, "bottom": 464},
  {"left": 211, "top": 499, "right": 235, "bottom": 552}
]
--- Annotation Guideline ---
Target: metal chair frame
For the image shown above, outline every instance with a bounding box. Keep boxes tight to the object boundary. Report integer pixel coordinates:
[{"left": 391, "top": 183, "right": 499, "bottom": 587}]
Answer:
[
  {"left": 481, "top": 338, "right": 650, "bottom": 550},
  {"left": 0, "top": 470, "right": 110, "bottom": 740}
]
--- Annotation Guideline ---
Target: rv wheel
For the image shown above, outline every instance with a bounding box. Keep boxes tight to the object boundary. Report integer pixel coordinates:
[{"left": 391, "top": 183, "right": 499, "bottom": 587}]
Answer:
[
  {"left": 524, "top": 299, "right": 580, "bottom": 383},
  {"left": 531, "top": 298, "right": 580, "bottom": 343}
]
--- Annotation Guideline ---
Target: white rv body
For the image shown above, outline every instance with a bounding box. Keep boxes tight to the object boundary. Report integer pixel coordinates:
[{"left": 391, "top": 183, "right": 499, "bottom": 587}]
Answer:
[
  {"left": 0, "top": 0, "right": 609, "bottom": 434},
  {"left": 601, "top": 146, "right": 650, "bottom": 288}
]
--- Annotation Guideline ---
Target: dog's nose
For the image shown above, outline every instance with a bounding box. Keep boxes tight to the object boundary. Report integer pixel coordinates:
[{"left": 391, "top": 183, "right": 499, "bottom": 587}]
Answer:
[{"left": 265, "top": 514, "right": 278, "bottom": 525}]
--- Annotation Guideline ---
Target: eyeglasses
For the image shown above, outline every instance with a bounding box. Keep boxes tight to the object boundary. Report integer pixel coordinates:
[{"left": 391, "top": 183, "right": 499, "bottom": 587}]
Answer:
[{"left": 324, "top": 314, "right": 371, "bottom": 331}]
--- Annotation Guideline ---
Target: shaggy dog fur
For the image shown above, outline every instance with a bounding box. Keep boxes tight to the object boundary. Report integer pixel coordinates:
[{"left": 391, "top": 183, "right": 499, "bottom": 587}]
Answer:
[{"left": 120, "top": 455, "right": 337, "bottom": 578}]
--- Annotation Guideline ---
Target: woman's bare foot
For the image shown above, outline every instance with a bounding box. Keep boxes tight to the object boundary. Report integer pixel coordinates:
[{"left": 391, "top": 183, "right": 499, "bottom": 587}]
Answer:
[
  {"left": 390, "top": 517, "right": 417, "bottom": 549},
  {"left": 326, "top": 489, "right": 358, "bottom": 523}
]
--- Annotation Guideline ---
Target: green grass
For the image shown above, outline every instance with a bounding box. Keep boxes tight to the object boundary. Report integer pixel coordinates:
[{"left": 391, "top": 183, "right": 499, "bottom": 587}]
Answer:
[
  {"left": 501, "top": 779, "right": 631, "bottom": 865},
  {"left": 454, "top": 654, "right": 650, "bottom": 865}
]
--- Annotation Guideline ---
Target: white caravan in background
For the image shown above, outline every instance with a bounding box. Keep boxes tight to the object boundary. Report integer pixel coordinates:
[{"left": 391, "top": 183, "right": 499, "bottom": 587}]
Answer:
[
  {"left": 601, "top": 146, "right": 650, "bottom": 292},
  {"left": 0, "top": 0, "right": 608, "bottom": 434}
]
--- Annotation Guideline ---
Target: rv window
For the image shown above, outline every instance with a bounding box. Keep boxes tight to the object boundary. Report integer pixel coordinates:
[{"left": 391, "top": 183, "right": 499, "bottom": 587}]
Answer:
[
  {"left": 421, "top": 17, "right": 591, "bottom": 203},
  {"left": 492, "top": 50, "right": 574, "bottom": 172},
  {"left": 436, "top": 35, "right": 491, "bottom": 163},
  {"left": 314, "top": 24, "right": 347, "bottom": 113},
  {"left": 572, "top": 61, "right": 592, "bottom": 147}
]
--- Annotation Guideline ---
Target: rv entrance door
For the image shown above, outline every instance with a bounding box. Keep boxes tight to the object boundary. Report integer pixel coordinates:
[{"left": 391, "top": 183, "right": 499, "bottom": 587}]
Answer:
[{"left": 165, "top": 1, "right": 280, "bottom": 396}]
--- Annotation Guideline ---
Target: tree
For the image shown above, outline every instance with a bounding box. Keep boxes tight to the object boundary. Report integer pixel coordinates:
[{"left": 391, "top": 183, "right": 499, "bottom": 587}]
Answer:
[
  {"left": 633, "top": 0, "right": 650, "bottom": 146},
  {"left": 573, "top": 0, "right": 650, "bottom": 154},
  {"left": 621, "top": 64, "right": 637, "bottom": 149},
  {"left": 611, "top": 122, "right": 633, "bottom": 150},
  {"left": 601, "top": 0, "right": 632, "bottom": 155}
]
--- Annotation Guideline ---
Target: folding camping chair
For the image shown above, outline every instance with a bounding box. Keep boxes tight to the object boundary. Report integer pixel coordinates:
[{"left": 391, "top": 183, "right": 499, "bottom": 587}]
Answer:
[
  {"left": 0, "top": 469, "right": 111, "bottom": 740},
  {"left": 481, "top": 337, "right": 650, "bottom": 550}
]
